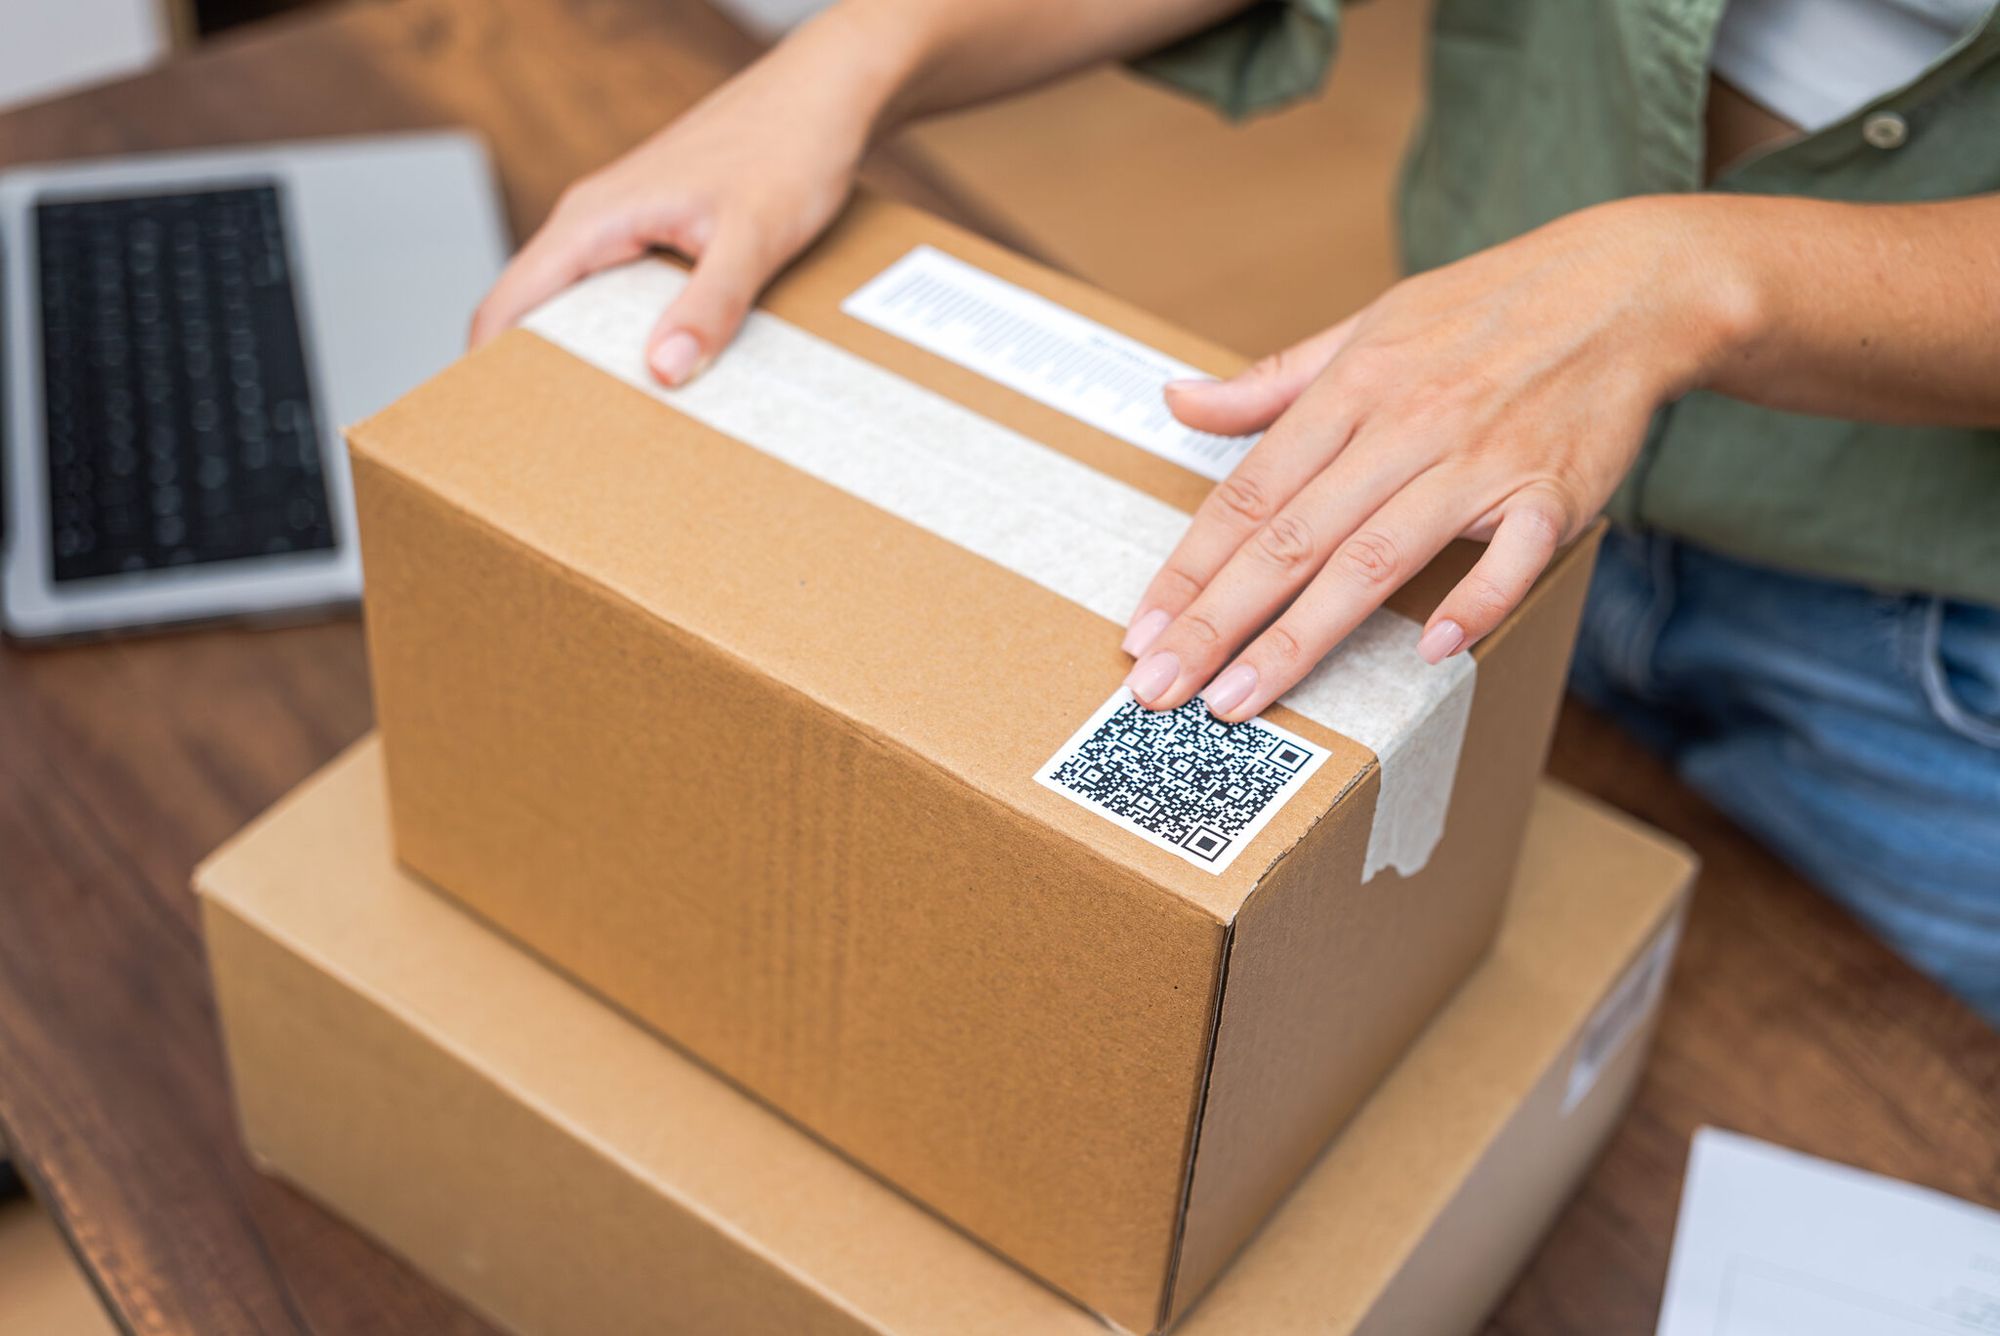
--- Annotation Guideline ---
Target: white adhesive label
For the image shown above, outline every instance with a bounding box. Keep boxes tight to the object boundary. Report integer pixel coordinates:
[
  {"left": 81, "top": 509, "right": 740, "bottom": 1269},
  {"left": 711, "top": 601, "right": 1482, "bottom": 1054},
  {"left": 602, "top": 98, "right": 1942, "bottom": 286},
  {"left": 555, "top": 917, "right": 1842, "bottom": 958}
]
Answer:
[
  {"left": 524, "top": 259, "right": 1475, "bottom": 880},
  {"left": 841, "top": 245, "right": 1257, "bottom": 482},
  {"left": 1035, "top": 688, "right": 1330, "bottom": 874},
  {"left": 1562, "top": 918, "right": 1682, "bottom": 1115}
]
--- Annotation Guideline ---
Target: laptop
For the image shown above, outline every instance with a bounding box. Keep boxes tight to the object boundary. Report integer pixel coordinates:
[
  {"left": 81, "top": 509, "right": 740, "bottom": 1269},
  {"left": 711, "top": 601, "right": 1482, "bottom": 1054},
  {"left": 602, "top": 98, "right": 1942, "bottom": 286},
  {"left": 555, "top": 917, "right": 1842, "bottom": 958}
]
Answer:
[{"left": 0, "top": 131, "right": 509, "bottom": 639}]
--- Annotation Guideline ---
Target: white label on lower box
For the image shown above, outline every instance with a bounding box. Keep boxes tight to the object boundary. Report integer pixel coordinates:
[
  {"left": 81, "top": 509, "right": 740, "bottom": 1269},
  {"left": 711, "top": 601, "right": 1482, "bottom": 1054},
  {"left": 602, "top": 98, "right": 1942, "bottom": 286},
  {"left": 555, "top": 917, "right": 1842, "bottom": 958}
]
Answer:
[
  {"left": 840, "top": 245, "right": 1258, "bottom": 481},
  {"left": 1563, "top": 917, "right": 1682, "bottom": 1114},
  {"left": 1034, "top": 687, "right": 1330, "bottom": 874}
]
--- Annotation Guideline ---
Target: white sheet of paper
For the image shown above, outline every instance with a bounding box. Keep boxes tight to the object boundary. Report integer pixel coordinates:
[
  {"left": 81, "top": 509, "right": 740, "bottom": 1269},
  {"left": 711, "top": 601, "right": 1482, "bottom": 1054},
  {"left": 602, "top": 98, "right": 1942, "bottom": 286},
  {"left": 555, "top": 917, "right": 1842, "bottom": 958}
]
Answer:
[{"left": 1657, "top": 1127, "right": 2000, "bottom": 1335}]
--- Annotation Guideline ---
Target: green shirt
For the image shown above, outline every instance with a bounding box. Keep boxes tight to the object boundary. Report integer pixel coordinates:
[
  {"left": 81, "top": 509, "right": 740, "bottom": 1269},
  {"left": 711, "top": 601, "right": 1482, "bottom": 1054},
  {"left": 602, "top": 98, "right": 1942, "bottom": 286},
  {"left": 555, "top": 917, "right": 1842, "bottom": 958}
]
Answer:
[{"left": 1136, "top": 0, "right": 2000, "bottom": 605}]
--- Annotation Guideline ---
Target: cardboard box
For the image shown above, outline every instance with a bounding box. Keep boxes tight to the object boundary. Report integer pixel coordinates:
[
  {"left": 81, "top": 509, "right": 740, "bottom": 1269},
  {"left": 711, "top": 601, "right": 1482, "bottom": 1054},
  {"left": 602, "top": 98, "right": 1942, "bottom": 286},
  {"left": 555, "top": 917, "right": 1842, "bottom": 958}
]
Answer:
[
  {"left": 348, "top": 196, "right": 1601, "bottom": 1331},
  {"left": 199, "top": 738, "right": 1693, "bottom": 1336}
]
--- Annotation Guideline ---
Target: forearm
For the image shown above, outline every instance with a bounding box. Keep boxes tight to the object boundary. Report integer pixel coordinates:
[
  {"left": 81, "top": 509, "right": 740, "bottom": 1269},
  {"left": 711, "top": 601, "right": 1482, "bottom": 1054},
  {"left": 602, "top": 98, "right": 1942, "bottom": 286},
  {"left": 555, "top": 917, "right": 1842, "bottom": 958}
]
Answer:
[
  {"left": 1688, "top": 192, "right": 2000, "bottom": 426},
  {"left": 781, "top": 0, "right": 1249, "bottom": 136}
]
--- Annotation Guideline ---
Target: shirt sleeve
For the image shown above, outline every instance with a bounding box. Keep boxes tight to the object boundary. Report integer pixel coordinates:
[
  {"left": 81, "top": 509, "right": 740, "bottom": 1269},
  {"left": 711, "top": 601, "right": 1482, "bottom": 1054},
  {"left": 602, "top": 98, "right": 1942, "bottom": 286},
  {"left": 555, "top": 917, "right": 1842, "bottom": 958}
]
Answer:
[{"left": 1128, "top": 0, "right": 1343, "bottom": 119}]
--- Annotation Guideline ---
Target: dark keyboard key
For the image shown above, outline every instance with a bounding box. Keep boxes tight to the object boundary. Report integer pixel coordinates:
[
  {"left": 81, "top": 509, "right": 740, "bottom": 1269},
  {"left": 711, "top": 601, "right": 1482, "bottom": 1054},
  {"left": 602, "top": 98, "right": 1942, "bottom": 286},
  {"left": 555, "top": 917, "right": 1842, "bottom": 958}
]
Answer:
[{"left": 36, "top": 183, "right": 334, "bottom": 582}]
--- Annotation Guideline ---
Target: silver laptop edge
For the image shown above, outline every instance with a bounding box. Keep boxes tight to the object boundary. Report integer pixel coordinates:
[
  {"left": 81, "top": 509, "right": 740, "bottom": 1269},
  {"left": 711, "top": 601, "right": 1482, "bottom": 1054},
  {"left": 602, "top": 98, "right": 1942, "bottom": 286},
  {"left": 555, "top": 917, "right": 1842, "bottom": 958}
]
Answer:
[{"left": 0, "top": 130, "right": 508, "bottom": 638}]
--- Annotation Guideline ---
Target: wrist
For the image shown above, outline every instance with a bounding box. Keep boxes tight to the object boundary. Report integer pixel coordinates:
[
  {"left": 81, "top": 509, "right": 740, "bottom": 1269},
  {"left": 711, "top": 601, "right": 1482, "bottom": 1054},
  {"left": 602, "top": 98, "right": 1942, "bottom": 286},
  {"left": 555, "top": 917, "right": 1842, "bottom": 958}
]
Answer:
[
  {"left": 1638, "top": 194, "right": 1773, "bottom": 399},
  {"left": 786, "top": 2, "right": 939, "bottom": 140}
]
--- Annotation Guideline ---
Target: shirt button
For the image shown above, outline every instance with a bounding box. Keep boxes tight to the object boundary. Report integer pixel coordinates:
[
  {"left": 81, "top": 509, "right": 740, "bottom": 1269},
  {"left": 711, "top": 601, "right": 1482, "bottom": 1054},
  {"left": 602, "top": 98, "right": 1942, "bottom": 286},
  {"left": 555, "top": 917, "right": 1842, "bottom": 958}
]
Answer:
[{"left": 1862, "top": 111, "right": 1909, "bottom": 149}]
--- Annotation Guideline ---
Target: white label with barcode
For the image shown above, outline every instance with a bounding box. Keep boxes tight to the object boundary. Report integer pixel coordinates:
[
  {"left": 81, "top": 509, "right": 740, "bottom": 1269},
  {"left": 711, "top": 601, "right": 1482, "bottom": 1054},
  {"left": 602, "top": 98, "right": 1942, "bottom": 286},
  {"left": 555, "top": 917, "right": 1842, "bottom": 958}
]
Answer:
[
  {"left": 841, "top": 245, "right": 1257, "bottom": 481},
  {"left": 1035, "top": 687, "right": 1330, "bottom": 874},
  {"left": 1562, "top": 917, "right": 1682, "bottom": 1115}
]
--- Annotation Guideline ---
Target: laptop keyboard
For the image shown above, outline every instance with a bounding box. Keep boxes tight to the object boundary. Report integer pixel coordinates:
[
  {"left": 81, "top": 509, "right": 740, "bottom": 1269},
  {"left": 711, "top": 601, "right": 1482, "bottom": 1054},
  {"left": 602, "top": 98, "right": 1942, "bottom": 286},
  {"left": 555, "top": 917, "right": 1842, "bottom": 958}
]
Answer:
[{"left": 36, "top": 183, "right": 335, "bottom": 583}]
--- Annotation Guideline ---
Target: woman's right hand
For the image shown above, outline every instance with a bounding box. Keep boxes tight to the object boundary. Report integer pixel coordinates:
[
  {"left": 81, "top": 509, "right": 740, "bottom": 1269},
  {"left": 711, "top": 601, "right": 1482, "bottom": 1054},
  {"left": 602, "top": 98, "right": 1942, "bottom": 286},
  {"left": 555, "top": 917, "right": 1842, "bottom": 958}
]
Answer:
[{"left": 468, "top": 12, "right": 906, "bottom": 385}]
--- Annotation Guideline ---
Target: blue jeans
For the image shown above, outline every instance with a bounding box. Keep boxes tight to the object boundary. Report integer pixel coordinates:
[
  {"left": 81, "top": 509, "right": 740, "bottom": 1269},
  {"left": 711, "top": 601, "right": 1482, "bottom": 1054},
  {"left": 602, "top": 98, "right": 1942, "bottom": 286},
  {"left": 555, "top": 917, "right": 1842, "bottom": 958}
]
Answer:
[{"left": 1570, "top": 529, "right": 2000, "bottom": 1027}]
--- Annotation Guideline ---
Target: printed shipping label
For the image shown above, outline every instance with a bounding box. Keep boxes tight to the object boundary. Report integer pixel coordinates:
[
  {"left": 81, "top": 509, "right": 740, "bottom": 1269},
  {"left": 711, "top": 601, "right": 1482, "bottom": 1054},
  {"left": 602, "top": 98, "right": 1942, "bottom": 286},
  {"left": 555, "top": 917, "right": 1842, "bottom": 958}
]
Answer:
[
  {"left": 1036, "top": 688, "right": 1330, "bottom": 874},
  {"left": 1562, "top": 917, "right": 1682, "bottom": 1114},
  {"left": 841, "top": 245, "right": 1258, "bottom": 481}
]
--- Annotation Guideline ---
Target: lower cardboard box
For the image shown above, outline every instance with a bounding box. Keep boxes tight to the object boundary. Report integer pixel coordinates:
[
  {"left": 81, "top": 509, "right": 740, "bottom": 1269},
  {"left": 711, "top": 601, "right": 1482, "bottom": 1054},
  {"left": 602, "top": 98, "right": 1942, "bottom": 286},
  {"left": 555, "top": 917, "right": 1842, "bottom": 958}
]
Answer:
[{"left": 197, "top": 737, "right": 1693, "bottom": 1335}]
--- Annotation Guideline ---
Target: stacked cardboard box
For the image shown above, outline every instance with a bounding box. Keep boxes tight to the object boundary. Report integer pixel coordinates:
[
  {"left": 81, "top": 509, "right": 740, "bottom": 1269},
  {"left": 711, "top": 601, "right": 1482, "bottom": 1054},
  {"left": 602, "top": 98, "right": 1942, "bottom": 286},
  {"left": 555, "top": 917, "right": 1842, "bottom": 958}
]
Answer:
[
  {"left": 200, "top": 198, "right": 1695, "bottom": 1333},
  {"left": 200, "top": 742, "right": 1690, "bottom": 1335}
]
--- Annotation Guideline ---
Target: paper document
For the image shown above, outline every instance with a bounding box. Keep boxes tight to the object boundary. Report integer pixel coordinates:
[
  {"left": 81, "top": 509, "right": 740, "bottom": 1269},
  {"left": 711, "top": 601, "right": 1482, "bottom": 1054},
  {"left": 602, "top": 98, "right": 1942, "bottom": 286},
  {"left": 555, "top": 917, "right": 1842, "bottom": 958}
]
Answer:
[
  {"left": 842, "top": 245, "right": 1258, "bottom": 481},
  {"left": 1657, "top": 1127, "right": 2000, "bottom": 1335}
]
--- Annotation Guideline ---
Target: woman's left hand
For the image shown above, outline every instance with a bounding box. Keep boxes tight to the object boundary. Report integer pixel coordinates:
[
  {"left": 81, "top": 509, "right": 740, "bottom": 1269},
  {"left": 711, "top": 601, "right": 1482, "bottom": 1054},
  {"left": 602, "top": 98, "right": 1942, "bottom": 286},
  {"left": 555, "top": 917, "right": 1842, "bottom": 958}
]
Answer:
[{"left": 1121, "top": 194, "right": 1755, "bottom": 722}]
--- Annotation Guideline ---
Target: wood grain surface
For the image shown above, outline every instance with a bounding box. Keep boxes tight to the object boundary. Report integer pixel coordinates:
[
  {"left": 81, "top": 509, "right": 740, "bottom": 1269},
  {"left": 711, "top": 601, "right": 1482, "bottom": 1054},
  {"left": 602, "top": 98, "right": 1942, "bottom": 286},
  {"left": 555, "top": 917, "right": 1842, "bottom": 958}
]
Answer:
[{"left": 0, "top": 3, "right": 1994, "bottom": 1333}]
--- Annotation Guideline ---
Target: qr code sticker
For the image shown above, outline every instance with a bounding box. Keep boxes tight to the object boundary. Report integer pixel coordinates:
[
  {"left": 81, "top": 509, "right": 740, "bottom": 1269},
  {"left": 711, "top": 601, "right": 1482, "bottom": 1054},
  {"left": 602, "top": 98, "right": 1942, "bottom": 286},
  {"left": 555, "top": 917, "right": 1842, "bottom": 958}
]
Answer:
[{"left": 1035, "top": 688, "right": 1330, "bottom": 874}]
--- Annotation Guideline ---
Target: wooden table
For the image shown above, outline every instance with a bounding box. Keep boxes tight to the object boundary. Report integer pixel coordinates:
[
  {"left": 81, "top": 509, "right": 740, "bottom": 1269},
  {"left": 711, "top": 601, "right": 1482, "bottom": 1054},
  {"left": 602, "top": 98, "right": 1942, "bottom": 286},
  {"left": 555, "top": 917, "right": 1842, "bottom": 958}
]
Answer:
[{"left": 2, "top": 3, "right": 1995, "bottom": 1332}]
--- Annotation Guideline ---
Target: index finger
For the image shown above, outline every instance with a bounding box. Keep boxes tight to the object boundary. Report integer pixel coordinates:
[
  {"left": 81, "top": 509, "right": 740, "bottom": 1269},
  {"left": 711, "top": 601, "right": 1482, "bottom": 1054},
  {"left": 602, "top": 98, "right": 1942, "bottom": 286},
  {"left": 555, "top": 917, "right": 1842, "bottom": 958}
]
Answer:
[
  {"left": 1202, "top": 472, "right": 1465, "bottom": 723},
  {"left": 469, "top": 214, "right": 646, "bottom": 349},
  {"left": 1122, "top": 395, "right": 1358, "bottom": 656}
]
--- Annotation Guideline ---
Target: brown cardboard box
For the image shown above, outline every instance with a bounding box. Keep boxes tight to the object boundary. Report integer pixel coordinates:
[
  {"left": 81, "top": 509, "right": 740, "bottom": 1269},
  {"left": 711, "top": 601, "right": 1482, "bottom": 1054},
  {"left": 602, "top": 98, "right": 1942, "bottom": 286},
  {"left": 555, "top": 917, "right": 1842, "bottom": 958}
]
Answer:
[
  {"left": 903, "top": 0, "right": 1428, "bottom": 356},
  {"left": 199, "top": 738, "right": 1692, "bottom": 1336},
  {"left": 348, "top": 196, "right": 1601, "bottom": 1331}
]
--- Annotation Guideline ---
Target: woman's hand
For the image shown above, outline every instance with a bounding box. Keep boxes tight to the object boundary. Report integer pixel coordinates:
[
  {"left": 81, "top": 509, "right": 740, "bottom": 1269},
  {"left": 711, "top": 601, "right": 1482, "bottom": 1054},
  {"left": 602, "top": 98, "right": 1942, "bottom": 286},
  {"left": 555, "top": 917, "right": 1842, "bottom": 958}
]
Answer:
[
  {"left": 465, "top": 0, "right": 1264, "bottom": 383},
  {"left": 1121, "top": 195, "right": 1759, "bottom": 722},
  {"left": 468, "top": 10, "right": 913, "bottom": 384}
]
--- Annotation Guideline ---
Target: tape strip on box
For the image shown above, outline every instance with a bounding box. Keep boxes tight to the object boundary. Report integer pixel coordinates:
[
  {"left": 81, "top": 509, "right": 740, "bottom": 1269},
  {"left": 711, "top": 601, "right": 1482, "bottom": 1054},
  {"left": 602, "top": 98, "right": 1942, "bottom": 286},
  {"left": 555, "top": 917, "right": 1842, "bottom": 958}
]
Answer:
[{"left": 522, "top": 257, "right": 1475, "bottom": 879}]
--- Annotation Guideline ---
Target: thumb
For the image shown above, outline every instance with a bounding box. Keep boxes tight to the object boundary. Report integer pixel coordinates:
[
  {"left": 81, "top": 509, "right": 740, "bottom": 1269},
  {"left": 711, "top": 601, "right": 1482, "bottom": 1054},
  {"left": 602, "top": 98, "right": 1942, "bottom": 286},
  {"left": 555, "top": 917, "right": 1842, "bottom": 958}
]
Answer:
[
  {"left": 1163, "top": 313, "right": 1360, "bottom": 436},
  {"left": 646, "top": 224, "right": 772, "bottom": 387}
]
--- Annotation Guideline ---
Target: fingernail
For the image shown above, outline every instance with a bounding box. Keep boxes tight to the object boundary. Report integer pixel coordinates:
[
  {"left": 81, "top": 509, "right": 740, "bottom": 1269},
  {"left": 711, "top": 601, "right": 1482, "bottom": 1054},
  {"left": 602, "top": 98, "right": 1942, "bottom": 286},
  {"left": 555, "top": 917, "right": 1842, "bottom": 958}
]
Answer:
[
  {"left": 1203, "top": 663, "right": 1257, "bottom": 717},
  {"left": 1122, "top": 608, "right": 1171, "bottom": 658},
  {"left": 1417, "top": 619, "right": 1465, "bottom": 664},
  {"left": 1163, "top": 378, "right": 1213, "bottom": 395},
  {"left": 1125, "top": 650, "right": 1182, "bottom": 705},
  {"left": 648, "top": 330, "right": 703, "bottom": 386}
]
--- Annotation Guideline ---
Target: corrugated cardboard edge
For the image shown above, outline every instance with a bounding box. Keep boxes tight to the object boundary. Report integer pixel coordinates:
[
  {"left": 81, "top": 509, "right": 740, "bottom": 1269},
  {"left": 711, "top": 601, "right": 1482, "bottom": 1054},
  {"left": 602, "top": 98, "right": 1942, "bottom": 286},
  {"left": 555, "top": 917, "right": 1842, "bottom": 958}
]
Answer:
[{"left": 1155, "top": 917, "right": 1238, "bottom": 1332}]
